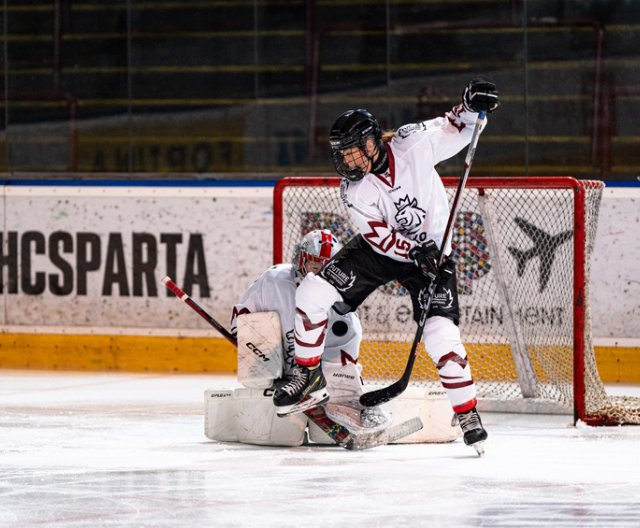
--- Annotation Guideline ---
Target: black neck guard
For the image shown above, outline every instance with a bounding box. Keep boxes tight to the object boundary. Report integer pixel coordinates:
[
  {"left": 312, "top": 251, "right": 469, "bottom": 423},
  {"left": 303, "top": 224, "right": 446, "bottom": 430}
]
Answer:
[{"left": 371, "top": 143, "right": 389, "bottom": 175}]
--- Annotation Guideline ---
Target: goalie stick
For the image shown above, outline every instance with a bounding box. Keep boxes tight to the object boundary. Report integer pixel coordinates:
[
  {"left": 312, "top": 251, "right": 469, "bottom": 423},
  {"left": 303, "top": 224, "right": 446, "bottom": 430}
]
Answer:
[
  {"left": 161, "top": 276, "right": 423, "bottom": 450},
  {"left": 360, "top": 110, "right": 488, "bottom": 408}
]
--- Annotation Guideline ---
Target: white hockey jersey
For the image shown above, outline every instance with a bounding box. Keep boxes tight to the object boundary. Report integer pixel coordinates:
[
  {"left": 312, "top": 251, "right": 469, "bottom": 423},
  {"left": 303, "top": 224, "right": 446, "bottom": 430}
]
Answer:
[
  {"left": 231, "top": 264, "right": 362, "bottom": 376},
  {"left": 341, "top": 104, "right": 485, "bottom": 262}
]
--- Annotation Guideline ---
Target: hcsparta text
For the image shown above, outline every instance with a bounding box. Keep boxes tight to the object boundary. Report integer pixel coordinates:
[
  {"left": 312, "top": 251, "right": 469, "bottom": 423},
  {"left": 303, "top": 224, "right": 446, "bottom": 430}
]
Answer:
[{"left": 0, "top": 231, "right": 210, "bottom": 297}]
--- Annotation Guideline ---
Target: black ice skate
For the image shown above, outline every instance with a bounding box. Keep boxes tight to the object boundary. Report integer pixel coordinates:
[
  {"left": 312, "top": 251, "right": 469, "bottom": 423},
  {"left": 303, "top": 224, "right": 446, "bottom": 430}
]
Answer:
[
  {"left": 273, "top": 363, "right": 329, "bottom": 417},
  {"left": 455, "top": 407, "right": 488, "bottom": 456}
]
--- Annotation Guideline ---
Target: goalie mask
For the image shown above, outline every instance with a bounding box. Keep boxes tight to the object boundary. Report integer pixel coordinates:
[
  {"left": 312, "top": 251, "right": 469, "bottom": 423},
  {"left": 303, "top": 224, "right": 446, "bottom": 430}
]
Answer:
[
  {"left": 329, "top": 108, "right": 386, "bottom": 181},
  {"left": 292, "top": 229, "right": 343, "bottom": 282}
]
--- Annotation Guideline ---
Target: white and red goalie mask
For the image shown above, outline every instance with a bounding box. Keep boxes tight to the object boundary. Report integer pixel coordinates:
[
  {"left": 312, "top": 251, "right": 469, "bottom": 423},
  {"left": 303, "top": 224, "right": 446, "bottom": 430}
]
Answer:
[{"left": 293, "top": 229, "right": 343, "bottom": 281}]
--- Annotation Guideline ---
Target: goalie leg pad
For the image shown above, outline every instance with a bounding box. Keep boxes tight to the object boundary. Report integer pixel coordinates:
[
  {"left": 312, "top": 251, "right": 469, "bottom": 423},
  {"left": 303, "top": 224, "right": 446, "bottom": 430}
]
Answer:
[
  {"left": 237, "top": 311, "right": 284, "bottom": 388},
  {"left": 234, "top": 388, "right": 308, "bottom": 446},
  {"left": 205, "top": 388, "right": 308, "bottom": 447},
  {"left": 309, "top": 386, "right": 461, "bottom": 445},
  {"left": 380, "top": 386, "right": 461, "bottom": 444},
  {"left": 322, "top": 361, "right": 364, "bottom": 403},
  {"left": 308, "top": 362, "right": 391, "bottom": 444},
  {"left": 204, "top": 390, "right": 238, "bottom": 443},
  {"left": 323, "top": 362, "right": 389, "bottom": 430}
]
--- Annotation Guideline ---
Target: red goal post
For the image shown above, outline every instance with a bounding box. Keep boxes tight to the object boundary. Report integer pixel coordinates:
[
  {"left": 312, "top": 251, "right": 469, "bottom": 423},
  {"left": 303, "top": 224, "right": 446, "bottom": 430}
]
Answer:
[{"left": 273, "top": 175, "right": 640, "bottom": 426}]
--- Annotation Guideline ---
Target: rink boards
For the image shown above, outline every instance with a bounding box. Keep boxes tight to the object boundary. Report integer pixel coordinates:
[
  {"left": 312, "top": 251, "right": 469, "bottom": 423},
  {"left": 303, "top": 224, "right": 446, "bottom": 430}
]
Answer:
[
  {"left": 0, "top": 330, "right": 637, "bottom": 383},
  {"left": 0, "top": 181, "right": 638, "bottom": 381}
]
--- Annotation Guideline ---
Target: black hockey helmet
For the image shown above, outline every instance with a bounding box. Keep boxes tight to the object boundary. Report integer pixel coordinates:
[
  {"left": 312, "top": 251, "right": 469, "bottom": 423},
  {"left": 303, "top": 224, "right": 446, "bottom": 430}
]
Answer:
[{"left": 329, "top": 109, "right": 383, "bottom": 181}]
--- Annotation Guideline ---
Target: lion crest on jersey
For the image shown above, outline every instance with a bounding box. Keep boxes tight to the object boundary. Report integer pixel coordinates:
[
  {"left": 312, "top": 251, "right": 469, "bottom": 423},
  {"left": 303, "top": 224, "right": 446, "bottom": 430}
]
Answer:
[{"left": 394, "top": 195, "right": 426, "bottom": 237}]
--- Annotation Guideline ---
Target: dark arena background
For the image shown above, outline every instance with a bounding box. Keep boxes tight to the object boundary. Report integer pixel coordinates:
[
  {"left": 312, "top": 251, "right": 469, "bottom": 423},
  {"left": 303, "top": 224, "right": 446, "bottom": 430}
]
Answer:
[{"left": 1, "top": 1, "right": 638, "bottom": 180}]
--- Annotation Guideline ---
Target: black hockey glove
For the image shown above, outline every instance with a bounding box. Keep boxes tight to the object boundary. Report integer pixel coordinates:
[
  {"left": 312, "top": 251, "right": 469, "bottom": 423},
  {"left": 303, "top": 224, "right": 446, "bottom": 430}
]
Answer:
[
  {"left": 437, "top": 256, "right": 457, "bottom": 286},
  {"left": 462, "top": 79, "right": 499, "bottom": 113},
  {"left": 409, "top": 240, "right": 439, "bottom": 279}
]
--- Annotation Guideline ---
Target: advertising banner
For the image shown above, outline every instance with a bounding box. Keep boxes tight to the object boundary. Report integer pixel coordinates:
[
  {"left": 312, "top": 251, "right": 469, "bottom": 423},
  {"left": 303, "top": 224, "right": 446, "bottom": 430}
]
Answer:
[
  {"left": 1, "top": 184, "right": 273, "bottom": 333},
  {"left": 0, "top": 183, "right": 637, "bottom": 341}
]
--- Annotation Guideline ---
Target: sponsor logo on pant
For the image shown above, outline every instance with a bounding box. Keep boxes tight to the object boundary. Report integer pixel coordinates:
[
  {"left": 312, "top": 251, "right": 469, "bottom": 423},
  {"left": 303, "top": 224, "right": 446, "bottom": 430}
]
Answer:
[{"left": 323, "top": 263, "right": 356, "bottom": 292}]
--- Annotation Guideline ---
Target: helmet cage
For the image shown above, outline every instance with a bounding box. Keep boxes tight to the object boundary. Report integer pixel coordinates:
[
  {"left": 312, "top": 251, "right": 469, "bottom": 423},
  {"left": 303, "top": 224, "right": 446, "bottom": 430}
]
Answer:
[
  {"left": 331, "top": 147, "right": 368, "bottom": 182},
  {"left": 292, "top": 229, "right": 343, "bottom": 281},
  {"left": 297, "top": 251, "right": 331, "bottom": 277},
  {"left": 329, "top": 109, "right": 381, "bottom": 181}
]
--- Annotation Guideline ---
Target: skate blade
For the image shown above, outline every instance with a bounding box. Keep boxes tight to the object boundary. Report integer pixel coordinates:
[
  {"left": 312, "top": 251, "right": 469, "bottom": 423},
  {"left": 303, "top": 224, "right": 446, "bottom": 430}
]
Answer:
[
  {"left": 473, "top": 442, "right": 485, "bottom": 457},
  {"left": 276, "top": 390, "right": 330, "bottom": 417}
]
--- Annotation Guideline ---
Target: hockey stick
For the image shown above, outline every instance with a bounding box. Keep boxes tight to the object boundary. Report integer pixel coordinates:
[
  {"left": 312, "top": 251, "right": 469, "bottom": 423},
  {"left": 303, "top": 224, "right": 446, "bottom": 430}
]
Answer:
[
  {"left": 360, "top": 110, "right": 487, "bottom": 408},
  {"left": 161, "top": 276, "right": 422, "bottom": 449},
  {"left": 162, "top": 276, "right": 236, "bottom": 344}
]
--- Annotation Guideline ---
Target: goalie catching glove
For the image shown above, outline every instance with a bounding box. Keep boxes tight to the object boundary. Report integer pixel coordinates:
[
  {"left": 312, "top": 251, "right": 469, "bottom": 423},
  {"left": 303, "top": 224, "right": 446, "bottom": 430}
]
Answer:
[{"left": 462, "top": 78, "right": 499, "bottom": 113}]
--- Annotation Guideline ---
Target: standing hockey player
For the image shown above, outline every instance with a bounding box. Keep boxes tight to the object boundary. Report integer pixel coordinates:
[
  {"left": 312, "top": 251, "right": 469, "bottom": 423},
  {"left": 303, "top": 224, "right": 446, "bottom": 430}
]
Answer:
[
  {"left": 231, "top": 228, "right": 389, "bottom": 431},
  {"left": 273, "top": 79, "right": 499, "bottom": 451}
]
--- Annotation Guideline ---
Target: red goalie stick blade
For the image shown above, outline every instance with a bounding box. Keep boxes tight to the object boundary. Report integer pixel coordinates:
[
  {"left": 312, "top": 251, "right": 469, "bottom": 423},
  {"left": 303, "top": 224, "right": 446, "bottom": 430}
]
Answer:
[
  {"left": 303, "top": 406, "right": 351, "bottom": 444},
  {"left": 161, "top": 275, "right": 417, "bottom": 450}
]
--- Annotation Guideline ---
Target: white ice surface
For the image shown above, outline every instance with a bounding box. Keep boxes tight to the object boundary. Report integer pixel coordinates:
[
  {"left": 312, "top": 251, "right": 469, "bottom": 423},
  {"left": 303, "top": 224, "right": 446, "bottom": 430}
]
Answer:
[{"left": 1, "top": 370, "right": 640, "bottom": 528}]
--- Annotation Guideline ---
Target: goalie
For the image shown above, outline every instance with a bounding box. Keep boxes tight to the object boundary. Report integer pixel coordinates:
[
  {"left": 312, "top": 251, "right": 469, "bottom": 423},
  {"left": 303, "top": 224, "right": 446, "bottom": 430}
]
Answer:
[
  {"left": 230, "top": 229, "right": 390, "bottom": 434},
  {"left": 204, "top": 228, "right": 459, "bottom": 447}
]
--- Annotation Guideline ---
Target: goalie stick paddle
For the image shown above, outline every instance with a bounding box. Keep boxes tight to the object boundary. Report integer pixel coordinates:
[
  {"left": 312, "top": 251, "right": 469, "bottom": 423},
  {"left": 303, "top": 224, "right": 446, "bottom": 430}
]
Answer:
[
  {"left": 343, "top": 416, "right": 423, "bottom": 450},
  {"left": 161, "top": 276, "right": 419, "bottom": 449},
  {"left": 360, "top": 110, "right": 488, "bottom": 408},
  {"left": 304, "top": 407, "right": 423, "bottom": 450}
]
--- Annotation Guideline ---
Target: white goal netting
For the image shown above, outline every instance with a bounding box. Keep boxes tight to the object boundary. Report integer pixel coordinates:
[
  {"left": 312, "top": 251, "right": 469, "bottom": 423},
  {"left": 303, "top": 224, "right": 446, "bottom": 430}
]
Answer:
[{"left": 274, "top": 176, "right": 640, "bottom": 425}]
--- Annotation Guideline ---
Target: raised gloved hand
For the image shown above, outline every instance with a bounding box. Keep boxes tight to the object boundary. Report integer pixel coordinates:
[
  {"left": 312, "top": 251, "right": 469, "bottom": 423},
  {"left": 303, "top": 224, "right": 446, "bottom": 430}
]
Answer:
[
  {"left": 408, "top": 240, "right": 439, "bottom": 279},
  {"left": 462, "top": 79, "right": 499, "bottom": 113}
]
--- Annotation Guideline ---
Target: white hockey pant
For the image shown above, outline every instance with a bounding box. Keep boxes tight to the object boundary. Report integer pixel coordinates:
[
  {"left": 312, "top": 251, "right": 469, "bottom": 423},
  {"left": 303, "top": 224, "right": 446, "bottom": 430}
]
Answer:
[
  {"left": 294, "top": 273, "right": 343, "bottom": 362},
  {"left": 422, "top": 316, "right": 477, "bottom": 412}
]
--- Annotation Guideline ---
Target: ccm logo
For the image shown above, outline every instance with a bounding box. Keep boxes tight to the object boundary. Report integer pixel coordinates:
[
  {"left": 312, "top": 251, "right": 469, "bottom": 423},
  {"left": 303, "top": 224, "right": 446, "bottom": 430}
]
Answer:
[{"left": 246, "top": 342, "right": 270, "bottom": 362}]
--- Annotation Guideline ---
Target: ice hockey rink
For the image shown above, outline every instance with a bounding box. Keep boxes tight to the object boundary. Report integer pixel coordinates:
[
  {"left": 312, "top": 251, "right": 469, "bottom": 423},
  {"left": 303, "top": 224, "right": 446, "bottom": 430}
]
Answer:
[{"left": 1, "top": 370, "right": 639, "bottom": 528}]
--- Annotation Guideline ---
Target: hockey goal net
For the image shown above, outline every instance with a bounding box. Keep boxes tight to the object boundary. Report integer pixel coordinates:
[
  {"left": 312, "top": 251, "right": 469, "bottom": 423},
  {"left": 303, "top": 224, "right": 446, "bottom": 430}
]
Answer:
[{"left": 274, "top": 176, "right": 640, "bottom": 425}]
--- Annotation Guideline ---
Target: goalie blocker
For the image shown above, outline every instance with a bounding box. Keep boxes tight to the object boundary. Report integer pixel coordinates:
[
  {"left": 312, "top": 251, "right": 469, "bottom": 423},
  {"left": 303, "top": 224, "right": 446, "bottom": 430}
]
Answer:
[{"left": 205, "top": 311, "right": 460, "bottom": 446}]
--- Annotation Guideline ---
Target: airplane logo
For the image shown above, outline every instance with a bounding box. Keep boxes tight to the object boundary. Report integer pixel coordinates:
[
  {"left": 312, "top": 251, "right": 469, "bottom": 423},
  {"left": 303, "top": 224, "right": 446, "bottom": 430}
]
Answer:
[{"left": 508, "top": 217, "right": 573, "bottom": 293}]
